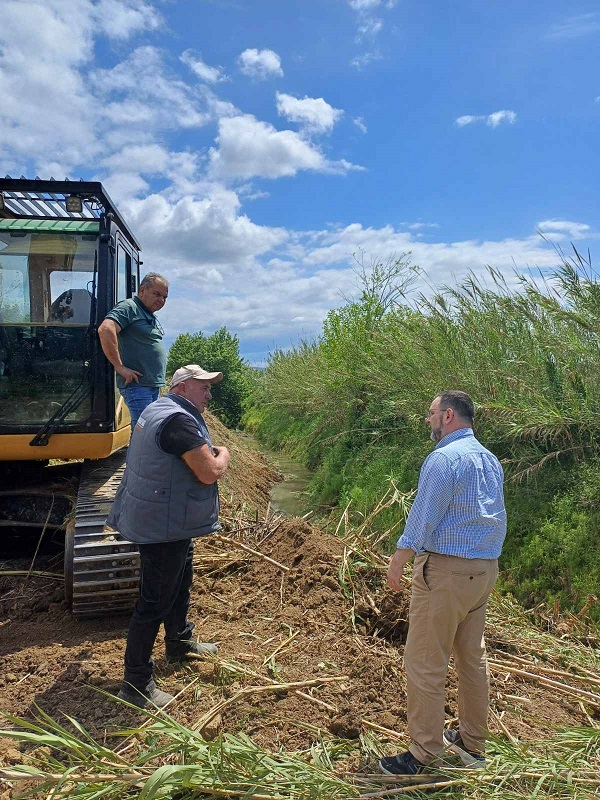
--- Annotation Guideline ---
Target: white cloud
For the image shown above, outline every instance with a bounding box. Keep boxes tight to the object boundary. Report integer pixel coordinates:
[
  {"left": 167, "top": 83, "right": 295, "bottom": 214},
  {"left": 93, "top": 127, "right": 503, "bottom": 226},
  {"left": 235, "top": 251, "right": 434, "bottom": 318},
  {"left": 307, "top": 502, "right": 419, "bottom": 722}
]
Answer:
[
  {"left": 209, "top": 115, "right": 324, "bottom": 179},
  {"left": 275, "top": 92, "right": 343, "bottom": 133},
  {"left": 143, "top": 214, "right": 596, "bottom": 361},
  {"left": 350, "top": 51, "right": 383, "bottom": 69},
  {"left": 487, "top": 110, "right": 517, "bottom": 127},
  {"left": 103, "top": 171, "right": 151, "bottom": 201},
  {"left": 94, "top": 0, "right": 161, "bottom": 39},
  {"left": 348, "top": 0, "right": 382, "bottom": 10},
  {"left": 0, "top": 2, "right": 241, "bottom": 203},
  {"left": 357, "top": 17, "right": 383, "bottom": 40},
  {"left": 537, "top": 219, "right": 592, "bottom": 242},
  {"left": 122, "top": 186, "right": 288, "bottom": 273},
  {"left": 296, "top": 224, "right": 567, "bottom": 289},
  {"left": 209, "top": 114, "right": 361, "bottom": 180},
  {"left": 104, "top": 143, "right": 171, "bottom": 175},
  {"left": 455, "top": 110, "right": 517, "bottom": 128},
  {"left": 0, "top": 1, "right": 99, "bottom": 172},
  {"left": 100, "top": 144, "right": 205, "bottom": 201},
  {"left": 180, "top": 50, "right": 228, "bottom": 83},
  {"left": 93, "top": 47, "right": 211, "bottom": 131},
  {"left": 545, "top": 13, "right": 600, "bottom": 40},
  {"left": 402, "top": 221, "right": 439, "bottom": 230},
  {"left": 237, "top": 48, "right": 283, "bottom": 80},
  {"left": 0, "top": 0, "right": 218, "bottom": 177},
  {"left": 0, "top": 1, "right": 360, "bottom": 203},
  {"left": 347, "top": 0, "right": 391, "bottom": 53},
  {"left": 238, "top": 184, "right": 270, "bottom": 201},
  {"left": 353, "top": 116, "right": 368, "bottom": 133}
]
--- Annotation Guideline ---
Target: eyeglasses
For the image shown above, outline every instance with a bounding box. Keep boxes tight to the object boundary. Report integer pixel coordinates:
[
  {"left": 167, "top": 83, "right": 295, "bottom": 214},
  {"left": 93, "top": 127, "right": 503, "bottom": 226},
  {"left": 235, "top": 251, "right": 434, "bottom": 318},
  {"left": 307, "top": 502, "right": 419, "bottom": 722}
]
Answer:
[{"left": 426, "top": 406, "right": 448, "bottom": 420}]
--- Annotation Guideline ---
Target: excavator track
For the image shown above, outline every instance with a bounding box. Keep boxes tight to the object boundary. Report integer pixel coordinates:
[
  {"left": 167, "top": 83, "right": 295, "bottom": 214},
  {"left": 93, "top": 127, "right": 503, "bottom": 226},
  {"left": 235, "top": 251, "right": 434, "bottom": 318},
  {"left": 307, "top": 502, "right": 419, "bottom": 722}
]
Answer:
[
  {"left": 0, "top": 462, "right": 78, "bottom": 537},
  {"left": 66, "top": 450, "right": 140, "bottom": 618}
]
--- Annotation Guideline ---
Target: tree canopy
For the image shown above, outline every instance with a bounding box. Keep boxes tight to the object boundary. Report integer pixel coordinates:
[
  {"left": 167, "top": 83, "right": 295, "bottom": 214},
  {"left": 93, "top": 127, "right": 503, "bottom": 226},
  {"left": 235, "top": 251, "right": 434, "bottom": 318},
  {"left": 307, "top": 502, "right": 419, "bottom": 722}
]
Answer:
[{"left": 167, "top": 326, "right": 250, "bottom": 428}]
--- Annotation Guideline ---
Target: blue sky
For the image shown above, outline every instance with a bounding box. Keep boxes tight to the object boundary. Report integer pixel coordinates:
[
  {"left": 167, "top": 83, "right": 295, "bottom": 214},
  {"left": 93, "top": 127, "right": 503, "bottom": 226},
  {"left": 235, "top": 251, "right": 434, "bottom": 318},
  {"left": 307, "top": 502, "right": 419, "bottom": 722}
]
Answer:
[{"left": 1, "top": 0, "right": 598, "bottom": 363}]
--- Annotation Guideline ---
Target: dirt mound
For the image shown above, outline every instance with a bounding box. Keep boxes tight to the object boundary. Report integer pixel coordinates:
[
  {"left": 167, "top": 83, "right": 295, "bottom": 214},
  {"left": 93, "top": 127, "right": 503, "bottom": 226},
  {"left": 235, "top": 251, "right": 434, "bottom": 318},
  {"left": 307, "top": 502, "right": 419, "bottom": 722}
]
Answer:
[
  {"left": 204, "top": 410, "right": 280, "bottom": 515},
  {"left": 1, "top": 427, "right": 599, "bottom": 772}
]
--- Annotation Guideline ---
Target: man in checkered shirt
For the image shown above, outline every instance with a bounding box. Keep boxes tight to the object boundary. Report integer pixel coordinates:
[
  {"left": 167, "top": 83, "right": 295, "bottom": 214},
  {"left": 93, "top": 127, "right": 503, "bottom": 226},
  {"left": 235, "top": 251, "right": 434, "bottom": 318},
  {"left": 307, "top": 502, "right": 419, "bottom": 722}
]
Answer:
[{"left": 380, "top": 390, "right": 507, "bottom": 776}]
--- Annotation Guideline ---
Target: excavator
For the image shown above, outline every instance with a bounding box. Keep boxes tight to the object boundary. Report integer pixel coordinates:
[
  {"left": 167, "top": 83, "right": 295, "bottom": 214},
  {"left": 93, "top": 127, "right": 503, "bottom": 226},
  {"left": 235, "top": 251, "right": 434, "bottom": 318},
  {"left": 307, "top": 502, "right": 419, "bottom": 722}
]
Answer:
[{"left": 0, "top": 177, "right": 143, "bottom": 617}]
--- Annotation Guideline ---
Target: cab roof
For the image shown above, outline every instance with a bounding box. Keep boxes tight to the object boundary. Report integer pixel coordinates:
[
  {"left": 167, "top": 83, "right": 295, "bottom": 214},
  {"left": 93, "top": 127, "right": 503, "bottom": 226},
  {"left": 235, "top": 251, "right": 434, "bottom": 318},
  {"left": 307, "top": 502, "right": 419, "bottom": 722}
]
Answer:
[{"left": 0, "top": 176, "right": 141, "bottom": 251}]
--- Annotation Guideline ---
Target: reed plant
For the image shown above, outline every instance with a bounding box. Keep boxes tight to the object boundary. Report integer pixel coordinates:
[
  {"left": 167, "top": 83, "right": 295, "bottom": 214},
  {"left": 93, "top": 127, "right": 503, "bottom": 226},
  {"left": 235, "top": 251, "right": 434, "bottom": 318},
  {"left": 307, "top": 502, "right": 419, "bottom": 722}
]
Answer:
[
  {"left": 2, "top": 707, "right": 599, "bottom": 799},
  {"left": 0, "top": 706, "right": 360, "bottom": 799},
  {"left": 246, "top": 248, "right": 600, "bottom": 617}
]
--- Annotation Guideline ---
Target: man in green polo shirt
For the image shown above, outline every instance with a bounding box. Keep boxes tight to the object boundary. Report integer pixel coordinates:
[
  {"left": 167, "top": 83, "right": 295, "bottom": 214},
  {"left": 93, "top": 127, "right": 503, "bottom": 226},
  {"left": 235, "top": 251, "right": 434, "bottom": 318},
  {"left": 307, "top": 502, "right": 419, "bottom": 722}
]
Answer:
[{"left": 98, "top": 272, "right": 169, "bottom": 429}]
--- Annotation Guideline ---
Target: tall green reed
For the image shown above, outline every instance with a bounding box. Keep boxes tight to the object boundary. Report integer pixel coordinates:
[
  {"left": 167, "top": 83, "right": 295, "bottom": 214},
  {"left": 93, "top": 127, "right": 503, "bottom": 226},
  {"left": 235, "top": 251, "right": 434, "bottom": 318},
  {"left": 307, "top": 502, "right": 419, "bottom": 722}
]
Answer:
[{"left": 245, "top": 249, "right": 600, "bottom": 616}]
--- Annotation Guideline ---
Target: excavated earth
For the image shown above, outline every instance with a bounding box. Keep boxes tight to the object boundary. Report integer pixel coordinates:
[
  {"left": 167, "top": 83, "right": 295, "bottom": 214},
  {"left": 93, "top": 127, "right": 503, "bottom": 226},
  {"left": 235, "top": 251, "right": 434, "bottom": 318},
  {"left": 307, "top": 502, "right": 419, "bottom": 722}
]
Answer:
[{"left": 1, "top": 415, "right": 598, "bottom": 778}]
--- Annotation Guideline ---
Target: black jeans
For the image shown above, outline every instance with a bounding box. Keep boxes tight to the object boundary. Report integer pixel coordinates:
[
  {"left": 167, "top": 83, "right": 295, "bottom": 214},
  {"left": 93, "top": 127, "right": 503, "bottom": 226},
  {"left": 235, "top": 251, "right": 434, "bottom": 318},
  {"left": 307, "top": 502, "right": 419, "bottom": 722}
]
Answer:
[{"left": 123, "top": 538, "right": 195, "bottom": 691}]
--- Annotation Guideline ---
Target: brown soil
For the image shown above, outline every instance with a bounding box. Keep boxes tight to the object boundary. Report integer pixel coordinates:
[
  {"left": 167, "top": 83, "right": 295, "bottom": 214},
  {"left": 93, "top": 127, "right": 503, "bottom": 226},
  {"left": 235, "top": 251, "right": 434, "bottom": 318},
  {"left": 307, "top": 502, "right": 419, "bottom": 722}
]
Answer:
[
  {"left": 204, "top": 410, "right": 281, "bottom": 515},
  {"left": 0, "top": 424, "right": 598, "bottom": 774}
]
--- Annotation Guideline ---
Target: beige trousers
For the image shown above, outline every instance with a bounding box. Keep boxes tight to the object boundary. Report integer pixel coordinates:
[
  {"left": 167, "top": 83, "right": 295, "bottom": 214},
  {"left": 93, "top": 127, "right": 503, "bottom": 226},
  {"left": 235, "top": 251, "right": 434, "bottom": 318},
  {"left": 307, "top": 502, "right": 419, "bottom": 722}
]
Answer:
[{"left": 404, "top": 551, "right": 499, "bottom": 764}]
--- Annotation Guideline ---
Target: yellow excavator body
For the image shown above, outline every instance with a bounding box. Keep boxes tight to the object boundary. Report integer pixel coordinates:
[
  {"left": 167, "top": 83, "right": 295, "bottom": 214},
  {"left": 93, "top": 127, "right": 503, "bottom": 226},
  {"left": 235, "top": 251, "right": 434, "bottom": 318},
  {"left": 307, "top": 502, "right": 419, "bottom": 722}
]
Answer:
[{"left": 0, "top": 177, "right": 144, "bottom": 616}]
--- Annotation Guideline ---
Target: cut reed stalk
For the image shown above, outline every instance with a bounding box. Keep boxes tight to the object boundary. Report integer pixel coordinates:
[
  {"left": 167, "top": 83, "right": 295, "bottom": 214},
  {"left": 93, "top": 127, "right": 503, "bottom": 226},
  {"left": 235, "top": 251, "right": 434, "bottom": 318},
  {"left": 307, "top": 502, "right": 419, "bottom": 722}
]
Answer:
[
  {"left": 489, "top": 661, "right": 600, "bottom": 706},
  {"left": 212, "top": 533, "right": 290, "bottom": 572},
  {"left": 193, "top": 676, "right": 348, "bottom": 730}
]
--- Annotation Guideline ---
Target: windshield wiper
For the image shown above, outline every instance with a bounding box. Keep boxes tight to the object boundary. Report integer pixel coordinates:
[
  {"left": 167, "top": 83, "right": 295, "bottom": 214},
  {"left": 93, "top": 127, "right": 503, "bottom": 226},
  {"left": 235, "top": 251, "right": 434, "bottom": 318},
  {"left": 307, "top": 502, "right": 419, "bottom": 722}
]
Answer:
[{"left": 29, "top": 379, "right": 93, "bottom": 447}]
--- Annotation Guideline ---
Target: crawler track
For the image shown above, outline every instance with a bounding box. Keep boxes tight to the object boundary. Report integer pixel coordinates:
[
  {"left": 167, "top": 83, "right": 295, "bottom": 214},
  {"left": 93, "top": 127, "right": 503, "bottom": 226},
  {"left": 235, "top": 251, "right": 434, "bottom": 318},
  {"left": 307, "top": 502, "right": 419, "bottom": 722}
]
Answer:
[
  {"left": 66, "top": 450, "right": 140, "bottom": 618},
  {"left": 0, "top": 463, "right": 78, "bottom": 535}
]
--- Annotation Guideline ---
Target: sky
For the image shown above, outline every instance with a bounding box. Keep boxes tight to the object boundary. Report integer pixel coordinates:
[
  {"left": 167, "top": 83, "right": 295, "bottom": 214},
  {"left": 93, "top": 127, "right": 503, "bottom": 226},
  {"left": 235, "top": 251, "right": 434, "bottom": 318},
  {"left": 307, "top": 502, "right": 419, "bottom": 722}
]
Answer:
[{"left": 1, "top": 0, "right": 598, "bottom": 363}]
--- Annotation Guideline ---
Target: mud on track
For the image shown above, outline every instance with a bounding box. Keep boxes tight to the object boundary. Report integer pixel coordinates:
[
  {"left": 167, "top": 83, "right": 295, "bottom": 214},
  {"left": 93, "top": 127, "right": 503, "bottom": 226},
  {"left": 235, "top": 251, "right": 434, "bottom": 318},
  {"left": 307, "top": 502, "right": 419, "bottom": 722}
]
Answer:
[{"left": 0, "top": 419, "right": 598, "bottom": 774}]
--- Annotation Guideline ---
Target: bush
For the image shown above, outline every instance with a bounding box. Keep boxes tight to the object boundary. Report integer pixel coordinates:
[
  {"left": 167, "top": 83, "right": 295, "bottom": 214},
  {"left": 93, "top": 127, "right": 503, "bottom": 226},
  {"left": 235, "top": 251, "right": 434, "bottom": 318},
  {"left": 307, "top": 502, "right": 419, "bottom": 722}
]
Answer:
[{"left": 500, "top": 462, "right": 600, "bottom": 619}]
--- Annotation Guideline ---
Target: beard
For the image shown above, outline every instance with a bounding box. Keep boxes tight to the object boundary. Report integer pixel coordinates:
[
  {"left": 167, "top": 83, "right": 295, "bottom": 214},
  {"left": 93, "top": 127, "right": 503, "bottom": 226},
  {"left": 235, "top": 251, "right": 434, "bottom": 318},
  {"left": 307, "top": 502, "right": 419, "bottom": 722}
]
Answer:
[{"left": 430, "top": 425, "right": 442, "bottom": 443}]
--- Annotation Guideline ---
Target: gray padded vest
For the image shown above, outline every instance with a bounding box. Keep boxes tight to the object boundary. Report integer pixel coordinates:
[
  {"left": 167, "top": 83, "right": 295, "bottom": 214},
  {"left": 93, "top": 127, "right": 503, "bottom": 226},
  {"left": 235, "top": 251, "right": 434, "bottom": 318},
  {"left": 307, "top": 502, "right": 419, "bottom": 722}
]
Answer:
[{"left": 107, "top": 394, "right": 221, "bottom": 544}]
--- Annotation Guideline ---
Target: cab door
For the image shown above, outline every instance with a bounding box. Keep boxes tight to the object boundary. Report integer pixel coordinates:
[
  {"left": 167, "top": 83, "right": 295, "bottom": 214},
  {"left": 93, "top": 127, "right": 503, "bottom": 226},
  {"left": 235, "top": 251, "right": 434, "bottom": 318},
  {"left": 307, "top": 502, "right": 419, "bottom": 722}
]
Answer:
[{"left": 113, "top": 235, "right": 137, "bottom": 434}]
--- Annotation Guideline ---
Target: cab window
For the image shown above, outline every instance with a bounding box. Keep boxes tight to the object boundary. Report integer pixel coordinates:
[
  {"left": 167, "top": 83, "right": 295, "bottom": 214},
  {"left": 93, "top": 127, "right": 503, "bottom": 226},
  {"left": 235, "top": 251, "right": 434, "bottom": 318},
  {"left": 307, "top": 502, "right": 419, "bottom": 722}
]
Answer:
[{"left": 117, "top": 245, "right": 131, "bottom": 301}]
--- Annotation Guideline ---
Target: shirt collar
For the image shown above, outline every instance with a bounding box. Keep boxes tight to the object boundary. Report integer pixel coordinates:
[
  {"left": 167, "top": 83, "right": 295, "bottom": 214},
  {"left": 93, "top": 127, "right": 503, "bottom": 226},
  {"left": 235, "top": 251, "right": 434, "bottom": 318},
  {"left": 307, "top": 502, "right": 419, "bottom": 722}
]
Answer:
[
  {"left": 435, "top": 427, "right": 474, "bottom": 449},
  {"left": 133, "top": 295, "right": 155, "bottom": 319},
  {"left": 167, "top": 393, "right": 204, "bottom": 421}
]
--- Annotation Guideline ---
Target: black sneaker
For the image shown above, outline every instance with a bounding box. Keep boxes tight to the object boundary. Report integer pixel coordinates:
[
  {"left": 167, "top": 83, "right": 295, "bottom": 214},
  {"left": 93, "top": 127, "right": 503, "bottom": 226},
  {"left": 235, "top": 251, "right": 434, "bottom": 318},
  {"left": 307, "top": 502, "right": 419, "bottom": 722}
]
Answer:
[
  {"left": 443, "top": 729, "right": 486, "bottom": 768},
  {"left": 117, "top": 684, "right": 174, "bottom": 709},
  {"left": 165, "top": 640, "right": 218, "bottom": 662},
  {"left": 379, "top": 751, "right": 425, "bottom": 776}
]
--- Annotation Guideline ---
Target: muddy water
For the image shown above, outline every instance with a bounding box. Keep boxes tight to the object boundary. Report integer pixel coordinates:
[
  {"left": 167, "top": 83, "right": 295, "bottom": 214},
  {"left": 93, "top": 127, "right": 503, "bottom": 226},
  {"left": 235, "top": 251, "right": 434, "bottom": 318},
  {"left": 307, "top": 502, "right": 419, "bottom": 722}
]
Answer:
[
  {"left": 238, "top": 434, "right": 312, "bottom": 517},
  {"left": 266, "top": 451, "right": 313, "bottom": 517}
]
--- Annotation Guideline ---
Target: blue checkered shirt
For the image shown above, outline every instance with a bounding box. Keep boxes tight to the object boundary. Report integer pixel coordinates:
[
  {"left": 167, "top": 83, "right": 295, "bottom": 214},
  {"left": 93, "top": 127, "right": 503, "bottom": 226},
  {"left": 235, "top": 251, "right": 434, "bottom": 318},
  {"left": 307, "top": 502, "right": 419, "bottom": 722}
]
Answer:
[{"left": 396, "top": 428, "right": 506, "bottom": 559}]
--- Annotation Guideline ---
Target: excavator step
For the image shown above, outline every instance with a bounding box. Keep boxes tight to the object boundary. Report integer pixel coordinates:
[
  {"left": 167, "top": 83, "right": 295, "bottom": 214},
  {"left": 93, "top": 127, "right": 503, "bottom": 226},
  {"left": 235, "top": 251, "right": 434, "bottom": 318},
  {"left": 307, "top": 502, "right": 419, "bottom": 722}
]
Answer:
[{"left": 65, "top": 450, "right": 140, "bottom": 618}]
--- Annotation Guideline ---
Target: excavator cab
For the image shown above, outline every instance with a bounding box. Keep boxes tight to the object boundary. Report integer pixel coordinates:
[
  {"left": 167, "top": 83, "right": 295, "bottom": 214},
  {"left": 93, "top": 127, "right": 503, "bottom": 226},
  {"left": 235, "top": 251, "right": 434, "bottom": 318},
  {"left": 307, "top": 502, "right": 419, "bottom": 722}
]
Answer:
[
  {"left": 0, "top": 178, "right": 141, "bottom": 455},
  {"left": 0, "top": 178, "right": 143, "bottom": 615}
]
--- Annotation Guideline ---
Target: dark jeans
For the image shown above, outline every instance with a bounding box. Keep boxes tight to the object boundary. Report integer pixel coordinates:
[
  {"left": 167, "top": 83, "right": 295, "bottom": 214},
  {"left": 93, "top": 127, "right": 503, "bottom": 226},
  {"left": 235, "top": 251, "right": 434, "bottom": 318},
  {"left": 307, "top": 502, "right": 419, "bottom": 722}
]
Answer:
[{"left": 123, "top": 538, "right": 195, "bottom": 691}]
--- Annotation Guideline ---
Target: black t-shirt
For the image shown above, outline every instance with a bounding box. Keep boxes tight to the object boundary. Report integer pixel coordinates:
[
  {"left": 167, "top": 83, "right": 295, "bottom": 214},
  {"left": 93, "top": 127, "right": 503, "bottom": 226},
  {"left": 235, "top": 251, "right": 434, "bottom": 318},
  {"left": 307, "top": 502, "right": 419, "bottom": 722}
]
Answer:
[{"left": 159, "top": 413, "right": 209, "bottom": 457}]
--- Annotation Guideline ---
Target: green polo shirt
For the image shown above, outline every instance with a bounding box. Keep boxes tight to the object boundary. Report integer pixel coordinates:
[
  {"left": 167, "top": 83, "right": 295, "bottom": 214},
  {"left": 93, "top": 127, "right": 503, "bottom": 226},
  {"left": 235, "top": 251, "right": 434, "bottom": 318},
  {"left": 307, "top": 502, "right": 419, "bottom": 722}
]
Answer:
[{"left": 105, "top": 296, "right": 167, "bottom": 389}]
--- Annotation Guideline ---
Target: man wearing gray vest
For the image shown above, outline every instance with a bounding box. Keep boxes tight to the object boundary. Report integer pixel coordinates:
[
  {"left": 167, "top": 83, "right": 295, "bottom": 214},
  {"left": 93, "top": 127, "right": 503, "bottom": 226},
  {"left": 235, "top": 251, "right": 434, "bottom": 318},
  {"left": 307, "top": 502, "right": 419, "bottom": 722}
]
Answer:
[{"left": 108, "top": 364, "right": 230, "bottom": 709}]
